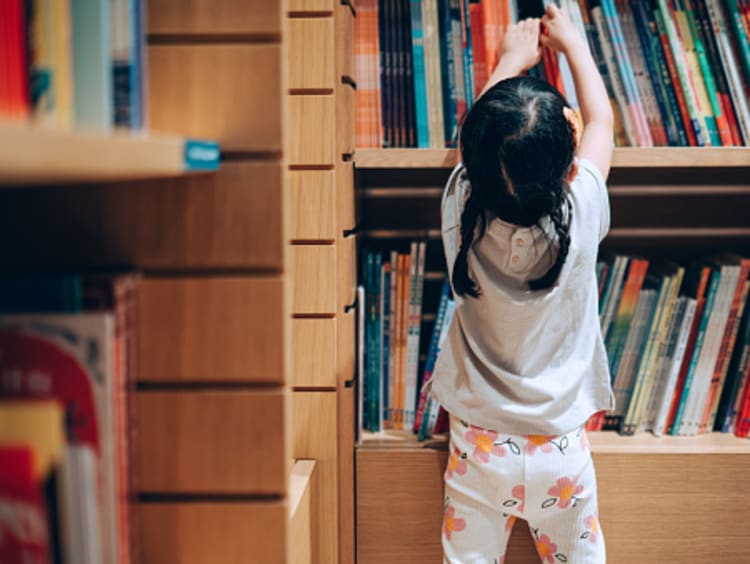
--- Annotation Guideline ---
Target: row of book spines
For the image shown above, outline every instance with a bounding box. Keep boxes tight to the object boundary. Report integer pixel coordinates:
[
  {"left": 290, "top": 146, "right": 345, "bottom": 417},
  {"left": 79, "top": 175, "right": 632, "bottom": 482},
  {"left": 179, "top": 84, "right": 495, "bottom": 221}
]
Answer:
[
  {"left": 0, "top": 0, "right": 145, "bottom": 131},
  {"left": 592, "top": 256, "right": 750, "bottom": 437},
  {"left": 363, "top": 243, "right": 427, "bottom": 432}
]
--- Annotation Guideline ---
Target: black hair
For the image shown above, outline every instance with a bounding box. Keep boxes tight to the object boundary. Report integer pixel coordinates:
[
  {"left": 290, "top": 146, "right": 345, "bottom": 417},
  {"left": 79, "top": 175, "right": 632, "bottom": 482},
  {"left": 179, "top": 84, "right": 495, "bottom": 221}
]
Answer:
[{"left": 453, "top": 76, "right": 575, "bottom": 298}]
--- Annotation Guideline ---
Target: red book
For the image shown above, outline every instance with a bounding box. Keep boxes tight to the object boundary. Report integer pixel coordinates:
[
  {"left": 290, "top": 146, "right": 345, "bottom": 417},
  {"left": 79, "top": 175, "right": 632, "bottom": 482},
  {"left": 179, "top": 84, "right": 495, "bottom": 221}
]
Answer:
[
  {"left": 469, "top": 2, "right": 488, "bottom": 97},
  {"left": 0, "top": 0, "right": 30, "bottom": 119}
]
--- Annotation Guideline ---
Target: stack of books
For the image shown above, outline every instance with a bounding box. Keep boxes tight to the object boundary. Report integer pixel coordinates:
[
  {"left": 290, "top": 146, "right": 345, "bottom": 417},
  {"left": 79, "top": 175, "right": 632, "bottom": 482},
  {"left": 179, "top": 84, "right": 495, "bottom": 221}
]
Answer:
[
  {"left": 355, "top": 0, "right": 750, "bottom": 148},
  {"left": 0, "top": 0, "right": 146, "bottom": 131}
]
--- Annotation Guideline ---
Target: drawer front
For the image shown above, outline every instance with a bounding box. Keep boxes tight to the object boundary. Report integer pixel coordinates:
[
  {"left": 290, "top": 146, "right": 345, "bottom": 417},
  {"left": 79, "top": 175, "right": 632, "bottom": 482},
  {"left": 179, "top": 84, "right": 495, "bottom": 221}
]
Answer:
[
  {"left": 292, "top": 245, "right": 337, "bottom": 315},
  {"left": 138, "top": 391, "right": 287, "bottom": 493},
  {"left": 335, "top": 2, "right": 355, "bottom": 81},
  {"left": 291, "top": 169, "right": 336, "bottom": 241},
  {"left": 288, "top": 0, "right": 334, "bottom": 12},
  {"left": 338, "top": 307, "right": 356, "bottom": 387},
  {"left": 289, "top": 17, "right": 335, "bottom": 90},
  {"left": 338, "top": 234, "right": 357, "bottom": 311},
  {"left": 337, "top": 160, "right": 356, "bottom": 234},
  {"left": 139, "top": 502, "right": 286, "bottom": 564},
  {"left": 138, "top": 277, "right": 285, "bottom": 383},
  {"left": 336, "top": 82, "right": 355, "bottom": 157},
  {"left": 289, "top": 95, "right": 335, "bottom": 166},
  {"left": 148, "top": 0, "right": 281, "bottom": 35},
  {"left": 292, "top": 317, "right": 337, "bottom": 388},
  {"left": 149, "top": 45, "right": 281, "bottom": 152}
]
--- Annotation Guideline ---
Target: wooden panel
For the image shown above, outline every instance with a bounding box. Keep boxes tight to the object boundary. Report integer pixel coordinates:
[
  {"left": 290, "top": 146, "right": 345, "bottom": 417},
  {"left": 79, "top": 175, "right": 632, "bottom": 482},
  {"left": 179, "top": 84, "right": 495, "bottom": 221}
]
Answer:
[
  {"left": 289, "top": 95, "right": 335, "bottom": 165},
  {"left": 335, "top": 2, "right": 355, "bottom": 81},
  {"left": 338, "top": 234, "right": 357, "bottom": 310},
  {"left": 356, "top": 448, "right": 750, "bottom": 563},
  {"left": 288, "top": 0, "right": 333, "bottom": 12},
  {"left": 289, "top": 460, "right": 316, "bottom": 564},
  {"left": 293, "top": 392, "right": 338, "bottom": 564},
  {"left": 337, "top": 158, "right": 356, "bottom": 234},
  {"left": 290, "top": 170, "right": 336, "bottom": 241},
  {"left": 139, "top": 502, "right": 286, "bottom": 564},
  {"left": 149, "top": 45, "right": 281, "bottom": 152},
  {"left": 138, "top": 277, "right": 285, "bottom": 383},
  {"left": 337, "top": 82, "right": 355, "bottom": 158},
  {"left": 0, "top": 163, "right": 284, "bottom": 269},
  {"left": 292, "top": 245, "right": 337, "bottom": 314},
  {"left": 148, "top": 0, "right": 281, "bottom": 35},
  {"left": 289, "top": 18, "right": 335, "bottom": 90},
  {"left": 138, "top": 391, "right": 286, "bottom": 493},
  {"left": 337, "top": 385, "right": 356, "bottom": 564},
  {"left": 292, "top": 318, "right": 336, "bottom": 388},
  {"left": 337, "top": 307, "right": 356, "bottom": 387}
]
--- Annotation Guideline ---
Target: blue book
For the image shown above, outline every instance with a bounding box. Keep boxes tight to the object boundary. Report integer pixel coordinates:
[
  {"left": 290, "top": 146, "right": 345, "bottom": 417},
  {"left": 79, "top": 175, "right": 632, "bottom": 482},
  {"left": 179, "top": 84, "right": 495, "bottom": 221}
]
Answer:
[
  {"left": 363, "top": 252, "right": 374, "bottom": 431},
  {"left": 112, "top": 0, "right": 146, "bottom": 129},
  {"left": 409, "top": 0, "right": 430, "bottom": 147},
  {"left": 372, "top": 254, "right": 383, "bottom": 431},
  {"left": 381, "top": 263, "right": 392, "bottom": 425},
  {"left": 72, "top": 0, "right": 113, "bottom": 130},
  {"left": 461, "top": 0, "right": 475, "bottom": 107},
  {"left": 438, "top": 0, "right": 458, "bottom": 146}
]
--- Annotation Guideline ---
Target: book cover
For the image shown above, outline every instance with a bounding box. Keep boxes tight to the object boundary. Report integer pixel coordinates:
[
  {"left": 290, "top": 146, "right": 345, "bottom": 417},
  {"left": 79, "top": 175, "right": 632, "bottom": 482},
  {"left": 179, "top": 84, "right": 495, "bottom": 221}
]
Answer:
[
  {"left": 449, "top": 0, "right": 468, "bottom": 128},
  {"left": 725, "top": 0, "right": 750, "bottom": 82},
  {"left": 438, "top": 0, "right": 459, "bottom": 145},
  {"left": 388, "top": 251, "right": 399, "bottom": 425},
  {"left": 717, "top": 281, "right": 750, "bottom": 431},
  {"left": 421, "top": 298, "right": 456, "bottom": 439},
  {"left": 403, "top": 0, "right": 418, "bottom": 146},
  {"left": 410, "top": 0, "right": 431, "bottom": 146},
  {"left": 381, "top": 261, "right": 392, "bottom": 426},
  {"left": 460, "top": 0, "right": 476, "bottom": 107},
  {"left": 403, "top": 242, "right": 420, "bottom": 428},
  {"left": 112, "top": 0, "right": 140, "bottom": 129},
  {"left": 423, "top": 0, "right": 447, "bottom": 147},
  {"left": 469, "top": 0, "right": 488, "bottom": 98}
]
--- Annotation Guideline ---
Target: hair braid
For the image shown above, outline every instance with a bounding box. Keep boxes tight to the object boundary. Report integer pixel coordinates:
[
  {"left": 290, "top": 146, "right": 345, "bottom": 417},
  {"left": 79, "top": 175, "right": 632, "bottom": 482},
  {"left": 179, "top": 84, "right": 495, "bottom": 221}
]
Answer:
[
  {"left": 451, "top": 190, "right": 484, "bottom": 298},
  {"left": 528, "top": 193, "right": 571, "bottom": 291}
]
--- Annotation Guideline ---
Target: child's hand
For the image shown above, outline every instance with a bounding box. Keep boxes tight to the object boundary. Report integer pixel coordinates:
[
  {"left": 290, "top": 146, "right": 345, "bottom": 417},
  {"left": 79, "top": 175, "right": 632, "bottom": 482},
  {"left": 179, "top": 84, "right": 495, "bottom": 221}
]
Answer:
[
  {"left": 540, "top": 4, "right": 584, "bottom": 54},
  {"left": 500, "top": 19, "right": 542, "bottom": 72}
]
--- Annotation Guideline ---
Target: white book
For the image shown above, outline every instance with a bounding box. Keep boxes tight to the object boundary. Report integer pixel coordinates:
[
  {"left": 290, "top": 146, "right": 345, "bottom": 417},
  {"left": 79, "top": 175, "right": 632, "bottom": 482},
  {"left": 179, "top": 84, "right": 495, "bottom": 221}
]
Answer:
[
  {"left": 425, "top": 299, "right": 456, "bottom": 436},
  {"left": 60, "top": 445, "right": 102, "bottom": 564},
  {"left": 602, "top": 256, "right": 629, "bottom": 341}
]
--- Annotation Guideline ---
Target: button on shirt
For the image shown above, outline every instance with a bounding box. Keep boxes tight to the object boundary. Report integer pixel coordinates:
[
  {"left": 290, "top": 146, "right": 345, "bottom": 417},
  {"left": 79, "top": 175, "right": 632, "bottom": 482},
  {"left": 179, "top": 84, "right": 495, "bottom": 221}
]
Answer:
[{"left": 427, "top": 158, "right": 616, "bottom": 435}]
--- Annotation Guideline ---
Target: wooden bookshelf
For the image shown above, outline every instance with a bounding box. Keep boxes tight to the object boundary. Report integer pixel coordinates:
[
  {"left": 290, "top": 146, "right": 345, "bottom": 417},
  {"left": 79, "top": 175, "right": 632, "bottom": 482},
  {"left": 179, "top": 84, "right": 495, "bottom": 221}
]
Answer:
[
  {"left": 0, "top": 121, "right": 219, "bottom": 186},
  {"left": 355, "top": 147, "right": 750, "bottom": 169}
]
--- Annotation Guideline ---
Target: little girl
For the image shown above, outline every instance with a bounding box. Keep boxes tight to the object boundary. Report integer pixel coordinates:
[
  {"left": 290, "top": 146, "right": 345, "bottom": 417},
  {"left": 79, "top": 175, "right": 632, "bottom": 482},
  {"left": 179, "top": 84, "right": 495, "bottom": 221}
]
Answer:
[{"left": 426, "top": 6, "right": 615, "bottom": 563}]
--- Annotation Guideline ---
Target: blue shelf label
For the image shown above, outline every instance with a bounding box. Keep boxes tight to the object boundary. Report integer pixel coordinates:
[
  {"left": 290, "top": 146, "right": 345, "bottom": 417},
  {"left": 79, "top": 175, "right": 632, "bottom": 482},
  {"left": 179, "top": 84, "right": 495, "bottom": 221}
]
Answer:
[{"left": 184, "top": 139, "right": 221, "bottom": 171}]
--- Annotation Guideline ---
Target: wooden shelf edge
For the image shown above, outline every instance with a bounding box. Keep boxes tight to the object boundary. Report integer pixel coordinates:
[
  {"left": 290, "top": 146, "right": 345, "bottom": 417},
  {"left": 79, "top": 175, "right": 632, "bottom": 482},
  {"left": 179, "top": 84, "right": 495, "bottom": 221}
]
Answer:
[
  {"left": 354, "top": 148, "right": 750, "bottom": 169},
  {"left": 0, "top": 120, "right": 220, "bottom": 186},
  {"left": 288, "top": 459, "right": 316, "bottom": 519},
  {"left": 357, "top": 429, "right": 750, "bottom": 454}
]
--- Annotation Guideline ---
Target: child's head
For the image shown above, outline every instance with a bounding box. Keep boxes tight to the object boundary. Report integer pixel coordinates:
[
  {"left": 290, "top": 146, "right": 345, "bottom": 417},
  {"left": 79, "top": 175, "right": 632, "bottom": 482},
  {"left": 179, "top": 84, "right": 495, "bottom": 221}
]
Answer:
[{"left": 454, "top": 76, "right": 579, "bottom": 297}]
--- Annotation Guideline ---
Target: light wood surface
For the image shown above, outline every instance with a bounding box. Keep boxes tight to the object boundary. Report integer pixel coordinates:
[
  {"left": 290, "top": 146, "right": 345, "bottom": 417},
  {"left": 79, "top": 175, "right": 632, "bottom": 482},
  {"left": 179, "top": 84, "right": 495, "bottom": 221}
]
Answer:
[
  {"left": 289, "top": 18, "right": 335, "bottom": 90},
  {"left": 336, "top": 161, "right": 356, "bottom": 233},
  {"left": 288, "top": 0, "right": 334, "bottom": 12},
  {"left": 0, "top": 121, "right": 216, "bottom": 186},
  {"left": 149, "top": 45, "right": 281, "bottom": 152},
  {"left": 293, "top": 391, "right": 339, "bottom": 564},
  {"left": 289, "top": 460, "right": 316, "bottom": 564},
  {"left": 138, "top": 277, "right": 285, "bottom": 383},
  {"left": 292, "top": 245, "right": 337, "bottom": 314},
  {"left": 337, "top": 385, "right": 356, "bottom": 564},
  {"left": 335, "top": 2, "right": 355, "bottom": 81},
  {"left": 337, "top": 308, "right": 356, "bottom": 387},
  {"left": 289, "top": 95, "right": 336, "bottom": 165},
  {"left": 138, "top": 390, "right": 286, "bottom": 493},
  {"left": 357, "top": 448, "right": 750, "bottom": 563},
  {"left": 139, "top": 502, "right": 287, "bottom": 564},
  {"left": 148, "top": 0, "right": 281, "bottom": 35},
  {"left": 290, "top": 169, "right": 336, "bottom": 241},
  {"left": 354, "top": 148, "right": 750, "bottom": 169},
  {"left": 337, "top": 83, "right": 355, "bottom": 157},
  {"left": 293, "top": 318, "right": 337, "bottom": 388},
  {"left": 338, "top": 234, "right": 357, "bottom": 310}
]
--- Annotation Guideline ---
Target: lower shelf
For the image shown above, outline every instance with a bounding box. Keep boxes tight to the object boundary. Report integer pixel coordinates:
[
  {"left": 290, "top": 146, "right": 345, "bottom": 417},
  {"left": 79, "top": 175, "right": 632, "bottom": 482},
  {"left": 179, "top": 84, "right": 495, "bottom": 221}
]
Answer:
[{"left": 356, "top": 432, "right": 750, "bottom": 564}]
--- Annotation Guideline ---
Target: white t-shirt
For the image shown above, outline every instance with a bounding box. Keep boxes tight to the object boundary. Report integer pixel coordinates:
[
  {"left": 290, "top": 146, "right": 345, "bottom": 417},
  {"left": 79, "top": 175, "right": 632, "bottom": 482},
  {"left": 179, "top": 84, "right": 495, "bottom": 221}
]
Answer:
[{"left": 427, "top": 158, "right": 616, "bottom": 435}]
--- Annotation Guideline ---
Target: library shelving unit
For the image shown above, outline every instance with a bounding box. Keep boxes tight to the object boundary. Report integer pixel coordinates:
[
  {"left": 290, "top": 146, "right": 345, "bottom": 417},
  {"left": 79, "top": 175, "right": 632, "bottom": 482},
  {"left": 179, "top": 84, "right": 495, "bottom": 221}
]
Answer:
[
  {"left": 0, "top": 1, "right": 295, "bottom": 563},
  {"left": 352, "top": 147, "right": 750, "bottom": 564}
]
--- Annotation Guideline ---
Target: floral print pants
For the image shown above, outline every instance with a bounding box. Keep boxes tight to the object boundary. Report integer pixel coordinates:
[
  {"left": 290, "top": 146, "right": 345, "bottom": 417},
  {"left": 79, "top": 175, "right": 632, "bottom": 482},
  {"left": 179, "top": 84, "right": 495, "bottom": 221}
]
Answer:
[{"left": 442, "top": 415, "right": 606, "bottom": 563}]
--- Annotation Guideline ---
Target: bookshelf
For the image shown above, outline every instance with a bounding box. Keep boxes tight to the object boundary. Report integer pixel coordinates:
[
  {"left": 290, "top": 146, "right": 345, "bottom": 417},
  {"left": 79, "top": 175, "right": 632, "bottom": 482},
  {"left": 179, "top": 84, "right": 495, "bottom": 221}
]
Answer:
[
  {"left": 353, "top": 151, "right": 750, "bottom": 562},
  {"left": 0, "top": 121, "right": 219, "bottom": 186}
]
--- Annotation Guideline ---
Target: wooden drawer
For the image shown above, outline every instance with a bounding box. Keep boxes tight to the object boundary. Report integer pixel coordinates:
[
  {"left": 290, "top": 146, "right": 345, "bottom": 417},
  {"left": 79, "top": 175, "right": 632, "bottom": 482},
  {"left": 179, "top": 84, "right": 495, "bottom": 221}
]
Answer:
[
  {"left": 293, "top": 391, "right": 338, "bottom": 564},
  {"left": 149, "top": 45, "right": 281, "bottom": 152},
  {"left": 338, "top": 234, "right": 357, "bottom": 310},
  {"left": 336, "top": 82, "right": 355, "bottom": 157},
  {"left": 289, "top": 0, "right": 334, "bottom": 12},
  {"left": 357, "top": 448, "right": 750, "bottom": 563},
  {"left": 138, "top": 391, "right": 287, "bottom": 494},
  {"left": 289, "top": 95, "right": 335, "bottom": 166},
  {"left": 337, "top": 160, "right": 355, "bottom": 233},
  {"left": 337, "top": 385, "right": 356, "bottom": 564},
  {"left": 289, "top": 18, "right": 335, "bottom": 90},
  {"left": 292, "top": 317, "right": 337, "bottom": 388},
  {"left": 337, "top": 307, "right": 356, "bottom": 387},
  {"left": 139, "top": 502, "right": 286, "bottom": 564},
  {"left": 0, "top": 163, "right": 285, "bottom": 269},
  {"left": 290, "top": 169, "right": 336, "bottom": 241},
  {"left": 148, "top": 0, "right": 281, "bottom": 35},
  {"left": 292, "top": 245, "right": 336, "bottom": 314},
  {"left": 335, "top": 2, "right": 355, "bottom": 81},
  {"left": 289, "top": 460, "right": 316, "bottom": 564},
  {"left": 138, "top": 277, "right": 285, "bottom": 383}
]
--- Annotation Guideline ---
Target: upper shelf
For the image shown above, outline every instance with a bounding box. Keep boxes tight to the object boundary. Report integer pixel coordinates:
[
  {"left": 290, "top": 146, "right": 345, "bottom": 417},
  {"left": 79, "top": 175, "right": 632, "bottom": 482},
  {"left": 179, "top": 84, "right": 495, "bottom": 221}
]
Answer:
[
  {"left": 0, "top": 120, "right": 220, "bottom": 186},
  {"left": 354, "top": 147, "right": 750, "bottom": 169}
]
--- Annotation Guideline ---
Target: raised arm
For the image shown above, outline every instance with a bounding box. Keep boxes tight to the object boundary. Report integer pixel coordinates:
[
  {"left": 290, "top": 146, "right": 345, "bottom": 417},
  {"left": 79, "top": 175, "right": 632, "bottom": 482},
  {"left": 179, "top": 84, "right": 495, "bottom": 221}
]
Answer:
[{"left": 541, "top": 4, "right": 614, "bottom": 178}]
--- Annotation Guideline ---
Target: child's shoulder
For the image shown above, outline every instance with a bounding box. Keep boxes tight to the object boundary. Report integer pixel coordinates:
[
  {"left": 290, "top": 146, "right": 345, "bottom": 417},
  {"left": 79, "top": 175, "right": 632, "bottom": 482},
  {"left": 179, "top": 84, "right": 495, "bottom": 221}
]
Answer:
[{"left": 570, "top": 157, "right": 610, "bottom": 243}]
